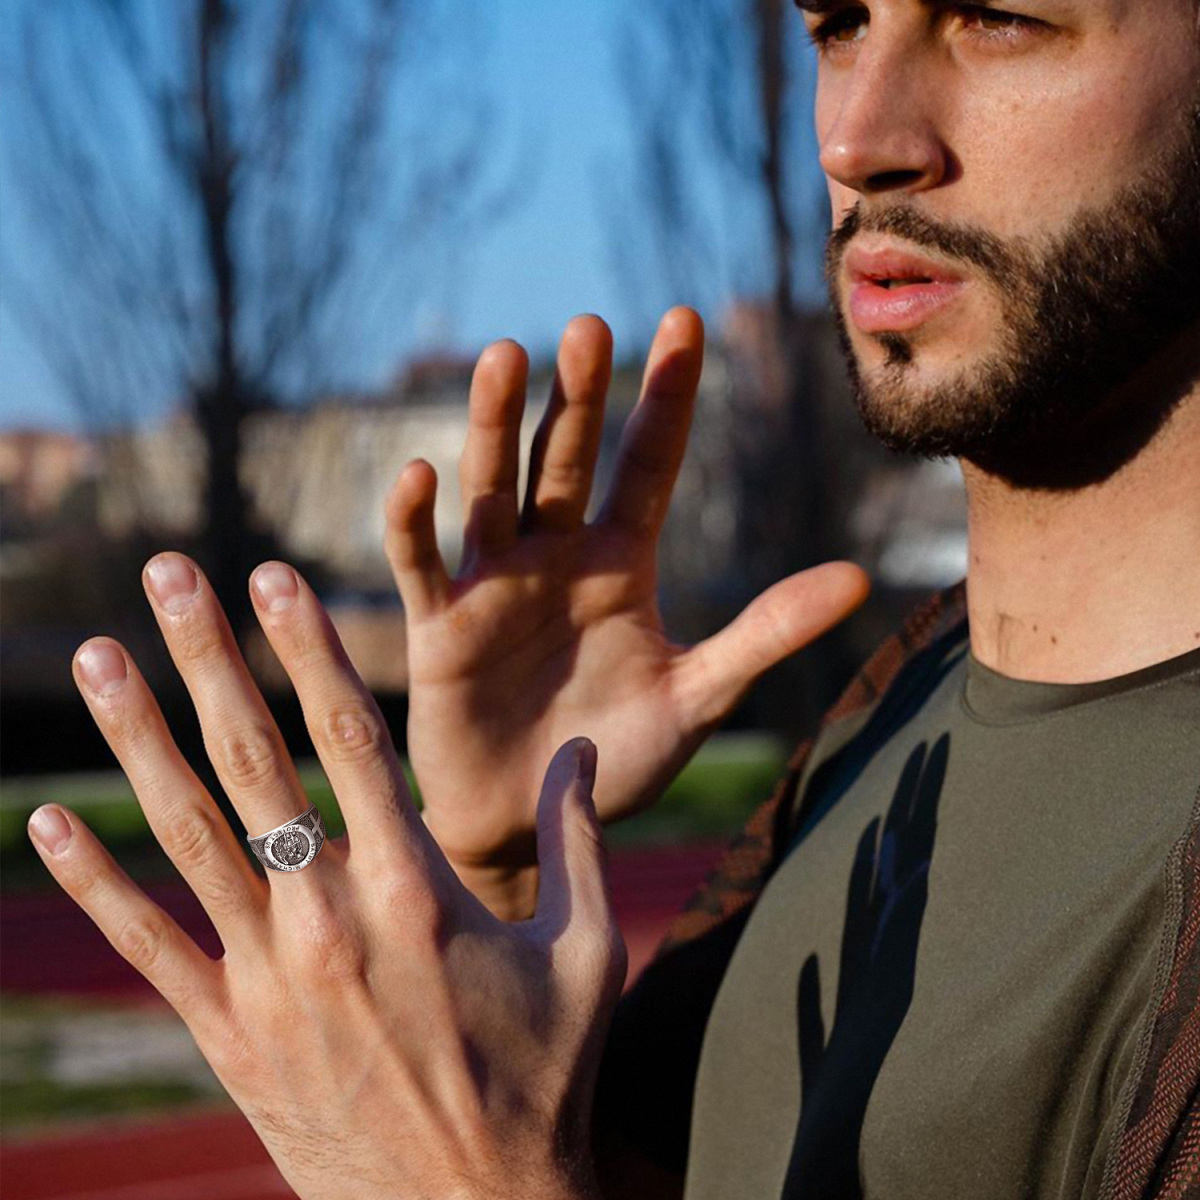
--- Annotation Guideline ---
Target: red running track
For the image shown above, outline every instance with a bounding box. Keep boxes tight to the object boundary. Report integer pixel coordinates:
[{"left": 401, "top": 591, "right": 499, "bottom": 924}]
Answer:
[{"left": 1, "top": 842, "right": 724, "bottom": 1200}]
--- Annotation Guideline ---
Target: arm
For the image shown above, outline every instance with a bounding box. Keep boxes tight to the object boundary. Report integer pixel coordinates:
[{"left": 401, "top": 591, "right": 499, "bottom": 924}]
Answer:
[
  {"left": 30, "top": 554, "right": 625, "bottom": 1200},
  {"left": 387, "top": 308, "right": 869, "bottom": 919}
]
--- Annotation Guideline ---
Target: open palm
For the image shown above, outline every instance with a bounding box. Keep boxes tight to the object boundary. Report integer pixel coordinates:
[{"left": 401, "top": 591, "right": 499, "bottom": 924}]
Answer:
[{"left": 385, "top": 309, "right": 868, "bottom": 917}]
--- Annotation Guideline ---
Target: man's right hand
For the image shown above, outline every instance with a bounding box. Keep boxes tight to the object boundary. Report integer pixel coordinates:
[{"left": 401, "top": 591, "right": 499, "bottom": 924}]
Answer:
[{"left": 385, "top": 307, "right": 868, "bottom": 919}]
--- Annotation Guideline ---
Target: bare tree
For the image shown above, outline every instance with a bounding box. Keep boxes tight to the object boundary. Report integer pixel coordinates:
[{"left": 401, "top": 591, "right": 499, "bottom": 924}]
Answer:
[
  {"left": 612, "top": 0, "right": 830, "bottom": 564},
  {"left": 2, "top": 0, "right": 502, "bottom": 638},
  {"left": 611, "top": 0, "right": 862, "bottom": 719},
  {"left": 611, "top": 1, "right": 826, "bottom": 318}
]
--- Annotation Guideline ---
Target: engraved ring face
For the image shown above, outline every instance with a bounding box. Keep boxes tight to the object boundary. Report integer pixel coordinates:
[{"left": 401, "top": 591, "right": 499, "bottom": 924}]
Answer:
[
  {"left": 248, "top": 805, "right": 326, "bottom": 873},
  {"left": 263, "top": 825, "right": 317, "bottom": 871}
]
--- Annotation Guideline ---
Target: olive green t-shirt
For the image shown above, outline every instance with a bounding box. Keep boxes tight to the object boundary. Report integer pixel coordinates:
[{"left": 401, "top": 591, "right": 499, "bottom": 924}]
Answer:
[{"left": 685, "top": 629, "right": 1200, "bottom": 1199}]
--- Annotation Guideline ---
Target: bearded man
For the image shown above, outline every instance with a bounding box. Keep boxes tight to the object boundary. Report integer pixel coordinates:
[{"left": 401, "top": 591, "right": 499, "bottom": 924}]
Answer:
[{"left": 30, "top": 2, "right": 1200, "bottom": 1198}]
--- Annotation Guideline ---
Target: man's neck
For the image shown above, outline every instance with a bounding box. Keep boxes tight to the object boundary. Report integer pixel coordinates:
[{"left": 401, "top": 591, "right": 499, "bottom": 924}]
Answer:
[{"left": 962, "top": 386, "right": 1200, "bottom": 685}]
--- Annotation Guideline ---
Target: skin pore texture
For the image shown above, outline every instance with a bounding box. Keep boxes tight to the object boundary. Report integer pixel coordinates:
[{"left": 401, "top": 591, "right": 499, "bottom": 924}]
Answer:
[{"left": 809, "top": 0, "right": 1200, "bottom": 682}]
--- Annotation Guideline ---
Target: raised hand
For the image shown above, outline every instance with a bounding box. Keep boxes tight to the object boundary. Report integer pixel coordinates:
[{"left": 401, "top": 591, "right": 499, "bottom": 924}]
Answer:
[
  {"left": 386, "top": 308, "right": 870, "bottom": 917},
  {"left": 28, "top": 554, "right": 626, "bottom": 1200}
]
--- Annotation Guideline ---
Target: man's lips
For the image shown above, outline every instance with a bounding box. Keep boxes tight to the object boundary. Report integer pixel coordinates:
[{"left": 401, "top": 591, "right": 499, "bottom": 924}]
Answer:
[{"left": 844, "top": 244, "right": 967, "bottom": 335}]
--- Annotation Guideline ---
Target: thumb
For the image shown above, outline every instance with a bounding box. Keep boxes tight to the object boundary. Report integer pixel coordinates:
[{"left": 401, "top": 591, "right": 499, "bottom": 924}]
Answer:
[
  {"left": 531, "top": 739, "right": 620, "bottom": 955},
  {"left": 685, "top": 561, "right": 870, "bottom": 724}
]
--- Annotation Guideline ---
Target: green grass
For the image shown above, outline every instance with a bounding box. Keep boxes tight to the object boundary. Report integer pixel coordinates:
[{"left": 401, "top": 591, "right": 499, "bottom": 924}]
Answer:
[
  {"left": 607, "top": 739, "right": 787, "bottom": 846},
  {"left": 0, "top": 1078, "right": 222, "bottom": 1131},
  {"left": 1, "top": 995, "right": 229, "bottom": 1133},
  {"left": 0, "top": 734, "right": 787, "bottom": 880}
]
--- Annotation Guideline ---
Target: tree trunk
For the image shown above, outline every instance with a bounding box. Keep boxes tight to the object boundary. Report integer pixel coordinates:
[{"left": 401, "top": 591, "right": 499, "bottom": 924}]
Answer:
[
  {"left": 755, "top": 0, "right": 845, "bottom": 720},
  {"left": 194, "top": 0, "right": 254, "bottom": 641}
]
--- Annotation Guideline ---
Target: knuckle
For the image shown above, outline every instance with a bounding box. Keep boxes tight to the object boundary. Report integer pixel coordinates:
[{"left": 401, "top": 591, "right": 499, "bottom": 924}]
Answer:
[
  {"left": 218, "top": 725, "right": 283, "bottom": 790},
  {"left": 280, "top": 621, "right": 327, "bottom": 671},
  {"left": 541, "top": 459, "right": 588, "bottom": 491},
  {"left": 116, "top": 915, "right": 170, "bottom": 975},
  {"left": 198, "top": 870, "right": 248, "bottom": 921},
  {"left": 160, "top": 809, "right": 247, "bottom": 917},
  {"left": 319, "top": 704, "right": 388, "bottom": 765},
  {"left": 105, "top": 701, "right": 159, "bottom": 749},
  {"left": 162, "top": 806, "right": 220, "bottom": 871},
  {"left": 69, "top": 863, "right": 105, "bottom": 904},
  {"left": 172, "top": 617, "right": 225, "bottom": 666}
]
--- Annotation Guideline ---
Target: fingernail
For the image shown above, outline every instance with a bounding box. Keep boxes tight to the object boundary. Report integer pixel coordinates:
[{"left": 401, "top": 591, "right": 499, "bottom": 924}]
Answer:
[
  {"left": 29, "top": 805, "right": 72, "bottom": 856},
  {"left": 574, "top": 738, "right": 598, "bottom": 792},
  {"left": 252, "top": 563, "right": 298, "bottom": 613},
  {"left": 145, "top": 555, "right": 199, "bottom": 614},
  {"left": 76, "top": 640, "right": 128, "bottom": 696}
]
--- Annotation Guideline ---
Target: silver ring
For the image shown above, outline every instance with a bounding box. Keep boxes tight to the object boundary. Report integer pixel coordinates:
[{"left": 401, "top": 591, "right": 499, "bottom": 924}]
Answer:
[{"left": 247, "top": 805, "right": 326, "bottom": 872}]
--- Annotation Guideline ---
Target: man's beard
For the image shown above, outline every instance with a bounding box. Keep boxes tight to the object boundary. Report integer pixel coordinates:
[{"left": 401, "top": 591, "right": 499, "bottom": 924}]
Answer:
[{"left": 826, "top": 106, "right": 1200, "bottom": 490}]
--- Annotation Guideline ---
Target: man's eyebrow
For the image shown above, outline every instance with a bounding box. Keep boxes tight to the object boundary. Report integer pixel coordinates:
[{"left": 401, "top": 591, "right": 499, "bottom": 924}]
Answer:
[{"left": 793, "top": 0, "right": 852, "bottom": 12}]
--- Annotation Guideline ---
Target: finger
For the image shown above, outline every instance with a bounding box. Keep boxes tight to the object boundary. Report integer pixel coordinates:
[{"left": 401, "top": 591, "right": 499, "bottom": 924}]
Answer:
[
  {"left": 681, "top": 562, "right": 871, "bottom": 726},
  {"left": 143, "top": 553, "right": 310, "bottom": 839},
  {"left": 250, "top": 561, "right": 437, "bottom": 876},
  {"left": 796, "top": 954, "right": 825, "bottom": 1109},
  {"left": 597, "top": 306, "right": 704, "bottom": 536},
  {"left": 531, "top": 741, "right": 626, "bottom": 987},
  {"left": 840, "top": 816, "right": 882, "bottom": 1008},
  {"left": 459, "top": 339, "right": 528, "bottom": 563},
  {"left": 28, "top": 803, "right": 223, "bottom": 1025},
  {"left": 521, "top": 315, "right": 612, "bottom": 533},
  {"left": 72, "top": 637, "right": 266, "bottom": 936},
  {"left": 384, "top": 459, "right": 450, "bottom": 620}
]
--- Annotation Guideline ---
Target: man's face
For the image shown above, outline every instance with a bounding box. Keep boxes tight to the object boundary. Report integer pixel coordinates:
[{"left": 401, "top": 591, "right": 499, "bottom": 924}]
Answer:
[{"left": 806, "top": 0, "right": 1200, "bottom": 487}]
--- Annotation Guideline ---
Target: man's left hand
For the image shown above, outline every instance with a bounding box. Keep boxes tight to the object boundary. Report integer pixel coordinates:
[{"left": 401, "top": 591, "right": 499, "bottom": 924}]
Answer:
[{"left": 28, "top": 553, "right": 625, "bottom": 1200}]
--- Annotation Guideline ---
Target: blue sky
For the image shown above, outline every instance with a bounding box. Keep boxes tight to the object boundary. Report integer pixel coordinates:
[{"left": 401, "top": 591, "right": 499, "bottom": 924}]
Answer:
[{"left": 0, "top": 0, "right": 829, "bottom": 432}]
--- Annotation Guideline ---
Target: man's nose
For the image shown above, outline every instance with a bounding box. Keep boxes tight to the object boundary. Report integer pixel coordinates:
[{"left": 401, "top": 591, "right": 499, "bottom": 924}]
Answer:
[{"left": 818, "top": 41, "right": 951, "bottom": 196}]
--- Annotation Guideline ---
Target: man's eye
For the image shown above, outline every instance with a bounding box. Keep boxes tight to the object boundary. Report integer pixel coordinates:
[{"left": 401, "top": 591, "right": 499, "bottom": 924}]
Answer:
[
  {"left": 805, "top": 3, "right": 1046, "bottom": 52},
  {"left": 808, "top": 9, "right": 868, "bottom": 49}
]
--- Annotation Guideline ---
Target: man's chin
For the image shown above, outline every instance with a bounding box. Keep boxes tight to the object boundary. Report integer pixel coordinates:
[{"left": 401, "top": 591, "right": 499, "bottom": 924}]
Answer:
[
  {"left": 847, "top": 350, "right": 1191, "bottom": 491},
  {"left": 842, "top": 329, "right": 1035, "bottom": 469},
  {"left": 848, "top": 334, "right": 996, "bottom": 419}
]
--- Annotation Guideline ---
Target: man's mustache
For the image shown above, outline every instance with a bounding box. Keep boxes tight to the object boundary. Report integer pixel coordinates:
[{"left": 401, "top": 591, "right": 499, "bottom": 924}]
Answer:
[{"left": 826, "top": 204, "right": 1018, "bottom": 286}]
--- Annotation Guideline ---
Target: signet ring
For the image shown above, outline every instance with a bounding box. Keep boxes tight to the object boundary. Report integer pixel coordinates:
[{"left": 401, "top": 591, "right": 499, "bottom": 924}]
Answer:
[{"left": 247, "top": 805, "right": 327, "bottom": 873}]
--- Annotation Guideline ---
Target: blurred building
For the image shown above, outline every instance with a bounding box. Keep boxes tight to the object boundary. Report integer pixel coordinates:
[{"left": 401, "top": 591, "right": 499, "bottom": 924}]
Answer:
[
  {"left": 0, "top": 431, "right": 98, "bottom": 524},
  {"left": 0, "top": 312, "right": 967, "bottom": 712}
]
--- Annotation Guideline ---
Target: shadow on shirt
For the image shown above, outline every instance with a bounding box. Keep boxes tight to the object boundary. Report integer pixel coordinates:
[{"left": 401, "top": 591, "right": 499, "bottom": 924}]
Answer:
[{"left": 781, "top": 733, "right": 949, "bottom": 1199}]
